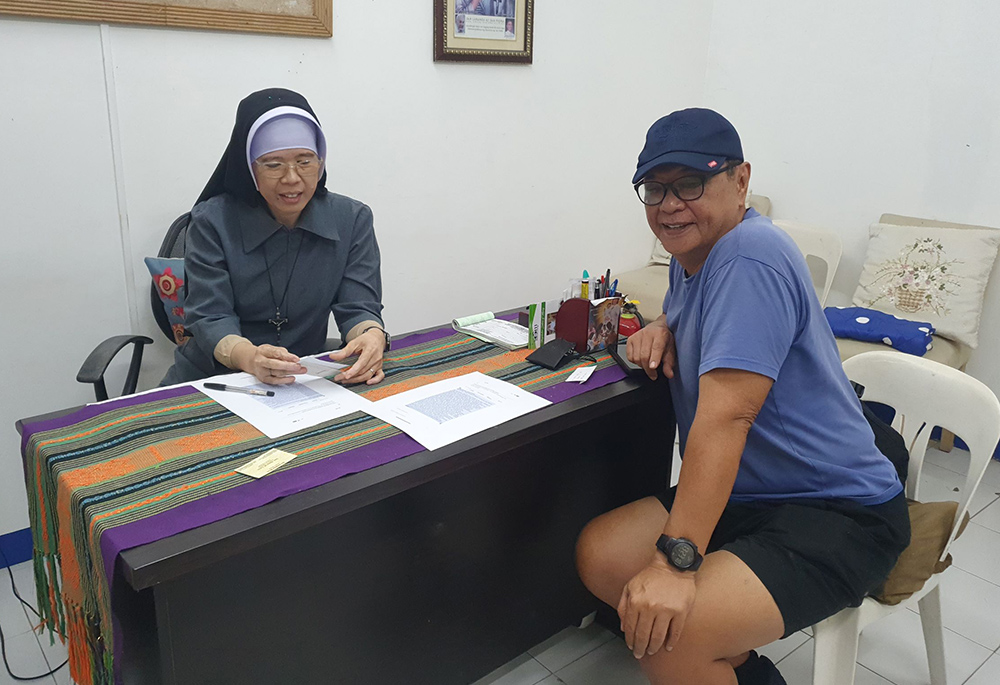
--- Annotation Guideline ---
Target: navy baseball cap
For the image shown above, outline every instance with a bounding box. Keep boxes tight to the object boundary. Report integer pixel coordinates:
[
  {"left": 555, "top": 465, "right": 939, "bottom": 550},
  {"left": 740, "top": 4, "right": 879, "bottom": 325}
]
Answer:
[{"left": 632, "top": 108, "right": 743, "bottom": 184}]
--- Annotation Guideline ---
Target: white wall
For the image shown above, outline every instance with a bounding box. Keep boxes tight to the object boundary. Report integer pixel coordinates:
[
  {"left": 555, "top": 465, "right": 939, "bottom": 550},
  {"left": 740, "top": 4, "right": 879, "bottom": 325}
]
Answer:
[
  {"left": 702, "top": 0, "right": 1000, "bottom": 398},
  {"left": 0, "top": 19, "right": 134, "bottom": 537},
  {"left": 0, "top": 1, "right": 714, "bottom": 535}
]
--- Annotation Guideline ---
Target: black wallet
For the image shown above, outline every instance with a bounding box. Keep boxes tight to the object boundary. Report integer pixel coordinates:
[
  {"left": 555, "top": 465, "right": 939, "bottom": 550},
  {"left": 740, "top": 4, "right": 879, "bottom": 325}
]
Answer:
[{"left": 526, "top": 338, "right": 578, "bottom": 370}]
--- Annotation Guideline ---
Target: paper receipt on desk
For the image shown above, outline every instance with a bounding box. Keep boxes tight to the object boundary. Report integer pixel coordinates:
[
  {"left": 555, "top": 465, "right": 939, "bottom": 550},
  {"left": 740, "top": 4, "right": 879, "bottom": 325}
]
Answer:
[
  {"left": 565, "top": 366, "right": 596, "bottom": 383},
  {"left": 236, "top": 448, "right": 298, "bottom": 478}
]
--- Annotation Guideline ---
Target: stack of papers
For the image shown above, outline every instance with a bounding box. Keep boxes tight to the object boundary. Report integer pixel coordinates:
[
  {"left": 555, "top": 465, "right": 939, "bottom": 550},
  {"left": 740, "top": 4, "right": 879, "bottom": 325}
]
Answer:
[
  {"left": 197, "top": 361, "right": 552, "bottom": 452},
  {"left": 194, "top": 359, "right": 372, "bottom": 439},
  {"left": 452, "top": 312, "right": 530, "bottom": 350}
]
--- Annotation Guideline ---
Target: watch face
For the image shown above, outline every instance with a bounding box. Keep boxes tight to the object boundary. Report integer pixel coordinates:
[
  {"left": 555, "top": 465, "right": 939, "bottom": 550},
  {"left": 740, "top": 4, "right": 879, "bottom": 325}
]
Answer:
[{"left": 670, "top": 541, "right": 696, "bottom": 568}]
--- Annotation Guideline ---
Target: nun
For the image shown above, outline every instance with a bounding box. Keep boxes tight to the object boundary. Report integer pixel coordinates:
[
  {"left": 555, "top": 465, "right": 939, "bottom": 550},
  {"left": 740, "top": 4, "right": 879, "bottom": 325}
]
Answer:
[{"left": 161, "top": 88, "right": 389, "bottom": 386}]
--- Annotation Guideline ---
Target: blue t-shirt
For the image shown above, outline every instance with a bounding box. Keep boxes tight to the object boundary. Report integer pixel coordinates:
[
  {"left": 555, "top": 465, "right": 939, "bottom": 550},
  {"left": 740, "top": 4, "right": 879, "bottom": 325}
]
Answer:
[{"left": 664, "top": 209, "right": 902, "bottom": 505}]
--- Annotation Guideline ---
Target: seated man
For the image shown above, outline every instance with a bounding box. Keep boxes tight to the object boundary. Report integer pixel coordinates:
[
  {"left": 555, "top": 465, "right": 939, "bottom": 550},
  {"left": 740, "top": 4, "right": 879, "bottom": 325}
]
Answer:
[{"left": 575, "top": 108, "right": 910, "bottom": 685}]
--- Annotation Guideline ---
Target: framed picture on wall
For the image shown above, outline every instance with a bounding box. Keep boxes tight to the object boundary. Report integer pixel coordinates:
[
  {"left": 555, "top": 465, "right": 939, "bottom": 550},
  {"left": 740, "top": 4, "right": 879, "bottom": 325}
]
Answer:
[
  {"left": 434, "top": 0, "right": 533, "bottom": 64},
  {"left": 0, "top": 0, "right": 332, "bottom": 37}
]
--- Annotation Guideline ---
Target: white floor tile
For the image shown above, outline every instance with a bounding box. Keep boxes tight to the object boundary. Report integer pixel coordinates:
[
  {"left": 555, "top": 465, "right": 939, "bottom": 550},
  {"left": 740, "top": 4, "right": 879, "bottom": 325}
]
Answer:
[
  {"left": 471, "top": 653, "right": 551, "bottom": 685},
  {"left": 978, "top": 457, "right": 1000, "bottom": 488},
  {"left": 915, "top": 461, "right": 998, "bottom": 516},
  {"left": 849, "top": 664, "right": 895, "bottom": 685},
  {"left": 51, "top": 665, "right": 73, "bottom": 685},
  {"left": 855, "top": 605, "right": 992, "bottom": 685},
  {"left": 971, "top": 494, "right": 1000, "bottom": 534},
  {"left": 906, "top": 566, "right": 1000, "bottom": 650},
  {"left": 528, "top": 623, "right": 616, "bottom": 673},
  {"left": 535, "top": 677, "right": 563, "bottom": 685},
  {"left": 0, "top": 593, "right": 32, "bottom": 640},
  {"left": 914, "top": 460, "right": 964, "bottom": 499},
  {"left": 756, "top": 630, "right": 810, "bottom": 666},
  {"left": 923, "top": 444, "right": 962, "bottom": 472},
  {"left": 35, "top": 627, "right": 69, "bottom": 681},
  {"left": 950, "top": 521, "right": 1000, "bottom": 586},
  {"left": 554, "top": 638, "right": 647, "bottom": 685},
  {"left": 0, "top": 562, "right": 36, "bottom": 639},
  {"left": 966, "top": 652, "right": 1000, "bottom": 685},
  {"left": 925, "top": 447, "right": 1000, "bottom": 491},
  {"left": 0, "top": 630, "right": 54, "bottom": 685},
  {"left": 925, "top": 448, "right": 1000, "bottom": 518},
  {"left": 775, "top": 640, "right": 892, "bottom": 684}
]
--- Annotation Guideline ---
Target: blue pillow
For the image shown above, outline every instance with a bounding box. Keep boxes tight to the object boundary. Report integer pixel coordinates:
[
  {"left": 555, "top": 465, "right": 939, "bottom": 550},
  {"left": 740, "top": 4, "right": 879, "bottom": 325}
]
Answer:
[
  {"left": 825, "top": 306, "right": 935, "bottom": 356},
  {"left": 144, "top": 257, "right": 187, "bottom": 344}
]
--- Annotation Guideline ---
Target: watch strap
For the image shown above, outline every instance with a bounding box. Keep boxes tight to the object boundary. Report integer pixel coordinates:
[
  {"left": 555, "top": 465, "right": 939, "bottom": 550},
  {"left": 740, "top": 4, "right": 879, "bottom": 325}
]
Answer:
[
  {"left": 655, "top": 534, "right": 704, "bottom": 572},
  {"left": 361, "top": 325, "right": 391, "bottom": 351}
]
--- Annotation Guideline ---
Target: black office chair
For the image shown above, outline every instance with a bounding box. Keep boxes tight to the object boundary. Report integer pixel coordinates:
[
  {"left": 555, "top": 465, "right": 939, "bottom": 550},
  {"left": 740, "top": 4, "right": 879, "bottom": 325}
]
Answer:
[{"left": 77, "top": 213, "right": 192, "bottom": 401}]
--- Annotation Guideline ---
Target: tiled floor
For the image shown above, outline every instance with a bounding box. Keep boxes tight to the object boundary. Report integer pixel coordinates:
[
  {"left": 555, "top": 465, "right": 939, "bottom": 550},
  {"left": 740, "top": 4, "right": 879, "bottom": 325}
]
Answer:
[
  {"left": 0, "top": 559, "right": 67, "bottom": 685},
  {"left": 4, "top": 446, "right": 1000, "bottom": 684},
  {"left": 473, "top": 445, "right": 1000, "bottom": 685}
]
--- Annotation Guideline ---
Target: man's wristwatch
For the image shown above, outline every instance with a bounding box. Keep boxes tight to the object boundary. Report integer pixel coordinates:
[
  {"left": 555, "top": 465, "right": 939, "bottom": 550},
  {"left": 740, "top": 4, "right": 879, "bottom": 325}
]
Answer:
[
  {"left": 361, "top": 325, "right": 391, "bottom": 351},
  {"left": 655, "top": 535, "right": 703, "bottom": 572}
]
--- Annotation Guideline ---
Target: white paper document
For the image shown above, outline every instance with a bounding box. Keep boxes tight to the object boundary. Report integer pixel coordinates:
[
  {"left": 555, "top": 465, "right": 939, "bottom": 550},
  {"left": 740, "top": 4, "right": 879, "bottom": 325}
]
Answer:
[
  {"left": 365, "top": 372, "right": 551, "bottom": 451},
  {"left": 452, "top": 312, "right": 530, "bottom": 349},
  {"left": 195, "top": 371, "right": 372, "bottom": 439},
  {"left": 460, "top": 318, "right": 530, "bottom": 348},
  {"left": 299, "top": 356, "right": 347, "bottom": 378}
]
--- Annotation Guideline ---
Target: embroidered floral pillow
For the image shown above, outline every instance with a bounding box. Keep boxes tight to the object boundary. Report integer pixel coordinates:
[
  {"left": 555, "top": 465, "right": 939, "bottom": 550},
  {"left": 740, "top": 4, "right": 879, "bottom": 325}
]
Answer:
[
  {"left": 852, "top": 224, "right": 1000, "bottom": 348},
  {"left": 144, "top": 257, "right": 188, "bottom": 345}
]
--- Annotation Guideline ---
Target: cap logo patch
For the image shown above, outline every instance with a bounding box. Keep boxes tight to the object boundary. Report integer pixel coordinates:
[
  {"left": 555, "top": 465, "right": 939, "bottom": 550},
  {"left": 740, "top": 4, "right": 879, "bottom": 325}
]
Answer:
[{"left": 708, "top": 160, "right": 718, "bottom": 168}]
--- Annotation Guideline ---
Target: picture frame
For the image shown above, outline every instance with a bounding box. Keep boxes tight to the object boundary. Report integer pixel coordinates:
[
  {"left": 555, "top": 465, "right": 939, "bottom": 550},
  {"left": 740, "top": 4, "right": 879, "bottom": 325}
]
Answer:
[
  {"left": 0, "top": 0, "right": 332, "bottom": 38},
  {"left": 434, "top": 0, "right": 533, "bottom": 64}
]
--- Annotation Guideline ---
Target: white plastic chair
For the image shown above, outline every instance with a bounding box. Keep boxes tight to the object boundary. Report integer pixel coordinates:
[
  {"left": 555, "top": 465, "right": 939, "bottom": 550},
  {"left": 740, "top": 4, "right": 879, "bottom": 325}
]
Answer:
[
  {"left": 772, "top": 219, "right": 843, "bottom": 306},
  {"left": 811, "top": 351, "right": 1000, "bottom": 685}
]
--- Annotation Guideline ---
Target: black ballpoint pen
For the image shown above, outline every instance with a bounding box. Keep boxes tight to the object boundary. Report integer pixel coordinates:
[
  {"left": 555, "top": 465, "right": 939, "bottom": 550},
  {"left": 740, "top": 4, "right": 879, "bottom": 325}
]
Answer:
[{"left": 204, "top": 382, "right": 275, "bottom": 397}]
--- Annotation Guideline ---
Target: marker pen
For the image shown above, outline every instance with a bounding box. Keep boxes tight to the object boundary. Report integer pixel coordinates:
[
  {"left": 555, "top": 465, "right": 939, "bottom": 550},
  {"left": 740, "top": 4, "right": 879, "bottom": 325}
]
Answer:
[{"left": 204, "top": 382, "right": 275, "bottom": 397}]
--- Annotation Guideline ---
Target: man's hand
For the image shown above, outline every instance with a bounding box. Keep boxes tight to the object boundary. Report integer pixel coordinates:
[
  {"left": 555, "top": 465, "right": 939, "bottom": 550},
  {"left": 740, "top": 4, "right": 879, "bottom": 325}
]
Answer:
[
  {"left": 232, "top": 342, "right": 306, "bottom": 385},
  {"left": 626, "top": 315, "right": 676, "bottom": 381},
  {"left": 618, "top": 555, "right": 696, "bottom": 658},
  {"left": 328, "top": 327, "right": 386, "bottom": 385}
]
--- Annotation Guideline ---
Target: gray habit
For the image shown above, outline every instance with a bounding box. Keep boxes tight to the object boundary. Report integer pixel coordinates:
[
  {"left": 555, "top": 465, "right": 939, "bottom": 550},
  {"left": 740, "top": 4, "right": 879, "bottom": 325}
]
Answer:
[{"left": 162, "top": 192, "right": 383, "bottom": 384}]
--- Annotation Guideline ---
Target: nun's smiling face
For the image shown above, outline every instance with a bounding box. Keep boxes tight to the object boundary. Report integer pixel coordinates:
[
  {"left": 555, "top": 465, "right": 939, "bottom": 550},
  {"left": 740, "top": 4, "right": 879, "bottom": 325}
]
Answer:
[{"left": 252, "top": 148, "right": 323, "bottom": 227}]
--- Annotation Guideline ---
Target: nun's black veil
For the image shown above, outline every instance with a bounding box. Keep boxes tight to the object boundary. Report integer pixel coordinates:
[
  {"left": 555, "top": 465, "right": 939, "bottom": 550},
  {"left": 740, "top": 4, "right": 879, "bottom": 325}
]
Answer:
[{"left": 196, "top": 88, "right": 328, "bottom": 207}]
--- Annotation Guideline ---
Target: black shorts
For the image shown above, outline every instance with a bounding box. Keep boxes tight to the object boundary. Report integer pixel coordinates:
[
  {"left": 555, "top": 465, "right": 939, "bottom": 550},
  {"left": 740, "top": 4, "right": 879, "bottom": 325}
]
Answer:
[{"left": 656, "top": 487, "right": 910, "bottom": 637}]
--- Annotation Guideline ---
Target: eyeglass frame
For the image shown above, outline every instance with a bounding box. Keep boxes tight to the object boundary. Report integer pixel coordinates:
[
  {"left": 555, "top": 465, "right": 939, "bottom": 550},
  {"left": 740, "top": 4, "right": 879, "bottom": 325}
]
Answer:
[
  {"left": 252, "top": 155, "right": 325, "bottom": 179},
  {"left": 633, "top": 161, "right": 742, "bottom": 207}
]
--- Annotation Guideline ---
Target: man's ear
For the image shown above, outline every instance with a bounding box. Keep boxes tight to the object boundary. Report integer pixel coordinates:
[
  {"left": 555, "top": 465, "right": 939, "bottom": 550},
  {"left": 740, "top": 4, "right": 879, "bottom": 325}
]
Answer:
[
  {"left": 738, "top": 162, "right": 751, "bottom": 193},
  {"left": 736, "top": 162, "right": 752, "bottom": 207}
]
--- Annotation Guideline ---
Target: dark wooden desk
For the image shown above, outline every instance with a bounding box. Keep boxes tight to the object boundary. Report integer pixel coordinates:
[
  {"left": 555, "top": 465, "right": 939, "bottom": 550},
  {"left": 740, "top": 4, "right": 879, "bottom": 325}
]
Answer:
[{"left": 20, "top": 367, "right": 674, "bottom": 684}]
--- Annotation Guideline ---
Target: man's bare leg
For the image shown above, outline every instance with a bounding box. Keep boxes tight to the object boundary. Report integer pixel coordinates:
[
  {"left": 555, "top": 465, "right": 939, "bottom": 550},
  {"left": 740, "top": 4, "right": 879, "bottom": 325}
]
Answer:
[{"left": 577, "top": 497, "right": 784, "bottom": 684}]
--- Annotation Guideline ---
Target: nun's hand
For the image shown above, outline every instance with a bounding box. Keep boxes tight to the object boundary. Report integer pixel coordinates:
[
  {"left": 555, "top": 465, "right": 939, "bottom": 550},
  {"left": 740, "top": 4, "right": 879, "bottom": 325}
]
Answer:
[
  {"left": 327, "top": 328, "right": 386, "bottom": 386},
  {"left": 233, "top": 342, "right": 307, "bottom": 385}
]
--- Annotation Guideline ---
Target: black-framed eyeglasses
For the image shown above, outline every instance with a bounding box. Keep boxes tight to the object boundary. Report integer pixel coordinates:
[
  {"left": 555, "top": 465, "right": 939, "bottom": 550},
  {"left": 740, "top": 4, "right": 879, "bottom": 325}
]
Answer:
[{"left": 633, "top": 162, "right": 740, "bottom": 206}]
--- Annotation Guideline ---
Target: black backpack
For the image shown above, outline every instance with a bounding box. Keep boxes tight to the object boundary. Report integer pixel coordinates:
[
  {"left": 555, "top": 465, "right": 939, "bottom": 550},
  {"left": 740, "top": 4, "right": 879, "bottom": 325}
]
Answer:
[{"left": 852, "top": 381, "right": 909, "bottom": 486}]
